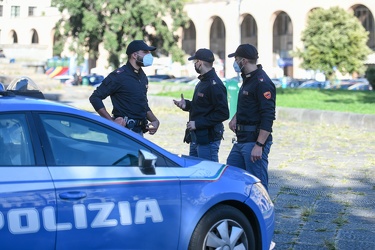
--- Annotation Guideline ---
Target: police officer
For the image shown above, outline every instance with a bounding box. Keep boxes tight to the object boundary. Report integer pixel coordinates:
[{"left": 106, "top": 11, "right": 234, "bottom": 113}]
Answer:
[
  {"left": 89, "top": 40, "right": 160, "bottom": 136},
  {"left": 173, "top": 48, "right": 229, "bottom": 162},
  {"left": 226, "top": 44, "right": 276, "bottom": 191}
]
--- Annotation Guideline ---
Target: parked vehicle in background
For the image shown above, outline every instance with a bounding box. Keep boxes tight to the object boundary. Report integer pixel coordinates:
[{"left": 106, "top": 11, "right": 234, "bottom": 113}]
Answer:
[
  {"left": 82, "top": 74, "right": 104, "bottom": 87},
  {"left": 328, "top": 78, "right": 371, "bottom": 91},
  {"left": 287, "top": 78, "right": 306, "bottom": 88},
  {"left": 348, "top": 82, "right": 373, "bottom": 91},
  {"left": 298, "top": 80, "right": 329, "bottom": 89},
  {"left": 271, "top": 78, "right": 282, "bottom": 88},
  {"left": 147, "top": 74, "right": 175, "bottom": 82},
  {"left": 164, "top": 76, "right": 195, "bottom": 84},
  {"left": 272, "top": 77, "right": 310, "bottom": 88}
]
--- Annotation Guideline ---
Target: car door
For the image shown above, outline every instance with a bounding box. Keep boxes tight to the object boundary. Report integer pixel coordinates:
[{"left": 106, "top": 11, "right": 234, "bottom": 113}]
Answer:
[
  {"left": 0, "top": 113, "right": 56, "bottom": 250},
  {"left": 36, "top": 113, "right": 181, "bottom": 250}
]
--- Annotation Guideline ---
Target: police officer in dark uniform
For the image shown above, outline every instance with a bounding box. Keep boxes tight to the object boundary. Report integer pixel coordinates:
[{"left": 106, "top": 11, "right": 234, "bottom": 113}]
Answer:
[
  {"left": 226, "top": 44, "right": 276, "bottom": 191},
  {"left": 173, "top": 48, "right": 229, "bottom": 162},
  {"left": 89, "top": 40, "right": 160, "bottom": 136}
]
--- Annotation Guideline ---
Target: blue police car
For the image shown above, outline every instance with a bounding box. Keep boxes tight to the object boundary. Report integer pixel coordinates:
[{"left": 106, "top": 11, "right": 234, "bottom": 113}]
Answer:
[{"left": 0, "top": 77, "right": 275, "bottom": 250}]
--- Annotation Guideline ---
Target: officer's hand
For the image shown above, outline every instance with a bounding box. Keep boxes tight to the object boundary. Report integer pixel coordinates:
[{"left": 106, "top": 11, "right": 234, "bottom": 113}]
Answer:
[
  {"left": 229, "top": 117, "right": 237, "bottom": 132},
  {"left": 147, "top": 120, "right": 160, "bottom": 135},
  {"left": 251, "top": 145, "right": 263, "bottom": 162},
  {"left": 114, "top": 117, "right": 126, "bottom": 127},
  {"left": 187, "top": 121, "right": 196, "bottom": 130},
  {"left": 173, "top": 93, "right": 186, "bottom": 109}
]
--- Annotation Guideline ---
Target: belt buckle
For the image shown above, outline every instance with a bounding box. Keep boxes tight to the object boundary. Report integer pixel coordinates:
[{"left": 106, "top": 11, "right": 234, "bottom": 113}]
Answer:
[
  {"left": 127, "top": 119, "right": 136, "bottom": 129},
  {"left": 127, "top": 119, "right": 136, "bottom": 125}
]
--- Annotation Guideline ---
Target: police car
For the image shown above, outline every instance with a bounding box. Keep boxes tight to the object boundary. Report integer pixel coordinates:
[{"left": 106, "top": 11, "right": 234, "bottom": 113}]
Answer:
[{"left": 0, "top": 77, "right": 275, "bottom": 250}]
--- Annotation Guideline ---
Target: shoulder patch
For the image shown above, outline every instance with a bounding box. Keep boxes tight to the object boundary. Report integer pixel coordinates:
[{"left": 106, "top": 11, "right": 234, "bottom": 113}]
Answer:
[
  {"left": 212, "top": 80, "right": 217, "bottom": 85},
  {"left": 263, "top": 91, "right": 271, "bottom": 99},
  {"left": 116, "top": 68, "right": 124, "bottom": 74},
  {"left": 258, "top": 76, "right": 264, "bottom": 82}
]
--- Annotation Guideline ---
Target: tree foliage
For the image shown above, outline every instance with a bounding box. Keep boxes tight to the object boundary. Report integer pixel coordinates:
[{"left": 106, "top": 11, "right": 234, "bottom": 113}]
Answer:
[
  {"left": 293, "top": 6, "right": 372, "bottom": 80},
  {"left": 52, "top": 0, "right": 190, "bottom": 69}
]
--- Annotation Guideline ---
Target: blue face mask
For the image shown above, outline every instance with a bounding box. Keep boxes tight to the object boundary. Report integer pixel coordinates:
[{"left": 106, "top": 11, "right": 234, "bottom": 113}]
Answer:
[
  {"left": 136, "top": 53, "right": 154, "bottom": 67},
  {"left": 233, "top": 59, "right": 244, "bottom": 73}
]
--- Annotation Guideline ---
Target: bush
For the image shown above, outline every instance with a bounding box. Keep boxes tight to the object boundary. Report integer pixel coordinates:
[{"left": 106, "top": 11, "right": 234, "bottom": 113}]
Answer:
[{"left": 365, "top": 67, "right": 375, "bottom": 89}]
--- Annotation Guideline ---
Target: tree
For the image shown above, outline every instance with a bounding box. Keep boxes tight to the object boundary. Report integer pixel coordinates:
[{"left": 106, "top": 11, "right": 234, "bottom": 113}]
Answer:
[
  {"left": 293, "top": 6, "right": 372, "bottom": 81},
  {"left": 52, "top": 0, "right": 190, "bottom": 69}
]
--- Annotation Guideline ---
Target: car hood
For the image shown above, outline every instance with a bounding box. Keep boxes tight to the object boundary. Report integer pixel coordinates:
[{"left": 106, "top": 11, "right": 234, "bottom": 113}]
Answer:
[{"left": 178, "top": 154, "right": 260, "bottom": 184}]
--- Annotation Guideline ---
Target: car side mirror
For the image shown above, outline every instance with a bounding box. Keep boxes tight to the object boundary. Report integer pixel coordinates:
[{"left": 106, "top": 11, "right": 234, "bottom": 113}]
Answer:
[{"left": 138, "top": 149, "right": 157, "bottom": 175}]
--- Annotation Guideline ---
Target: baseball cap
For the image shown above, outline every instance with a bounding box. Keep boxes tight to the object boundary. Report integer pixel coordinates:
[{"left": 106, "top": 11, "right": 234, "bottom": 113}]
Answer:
[
  {"left": 188, "top": 48, "right": 215, "bottom": 63},
  {"left": 228, "top": 44, "right": 259, "bottom": 59},
  {"left": 126, "top": 40, "right": 156, "bottom": 55}
]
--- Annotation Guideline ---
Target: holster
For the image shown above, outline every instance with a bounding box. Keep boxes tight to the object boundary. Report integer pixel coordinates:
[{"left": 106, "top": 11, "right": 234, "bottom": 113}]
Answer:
[{"left": 183, "top": 128, "right": 192, "bottom": 144}]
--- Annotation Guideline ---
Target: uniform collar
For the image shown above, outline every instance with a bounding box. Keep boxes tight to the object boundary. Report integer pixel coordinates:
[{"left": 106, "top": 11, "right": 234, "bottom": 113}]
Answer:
[
  {"left": 241, "top": 64, "right": 262, "bottom": 79},
  {"left": 198, "top": 68, "right": 216, "bottom": 81},
  {"left": 126, "top": 61, "right": 142, "bottom": 74}
]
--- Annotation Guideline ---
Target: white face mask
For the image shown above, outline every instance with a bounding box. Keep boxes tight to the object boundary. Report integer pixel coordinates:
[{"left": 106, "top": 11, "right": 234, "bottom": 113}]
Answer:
[
  {"left": 136, "top": 53, "right": 154, "bottom": 67},
  {"left": 141, "top": 53, "right": 154, "bottom": 67},
  {"left": 233, "top": 58, "right": 244, "bottom": 73}
]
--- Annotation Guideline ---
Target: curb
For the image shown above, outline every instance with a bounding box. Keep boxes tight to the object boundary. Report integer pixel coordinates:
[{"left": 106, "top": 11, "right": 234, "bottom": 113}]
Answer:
[
  {"left": 42, "top": 93, "right": 375, "bottom": 131},
  {"left": 276, "top": 107, "right": 375, "bottom": 131}
]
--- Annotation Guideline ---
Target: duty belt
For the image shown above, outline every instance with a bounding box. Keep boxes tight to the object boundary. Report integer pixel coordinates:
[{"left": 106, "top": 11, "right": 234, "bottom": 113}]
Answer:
[
  {"left": 236, "top": 124, "right": 257, "bottom": 132},
  {"left": 126, "top": 118, "right": 145, "bottom": 127}
]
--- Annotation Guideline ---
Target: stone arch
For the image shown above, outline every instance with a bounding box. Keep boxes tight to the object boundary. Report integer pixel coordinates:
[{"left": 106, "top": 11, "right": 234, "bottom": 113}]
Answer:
[
  {"left": 31, "top": 29, "right": 39, "bottom": 44},
  {"left": 182, "top": 20, "right": 196, "bottom": 56},
  {"left": 240, "top": 14, "right": 258, "bottom": 48},
  {"left": 352, "top": 4, "right": 375, "bottom": 50},
  {"left": 241, "top": 14, "right": 258, "bottom": 48},
  {"left": 209, "top": 16, "right": 225, "bottom": 76},
  {"left": 9, "top": 30, "right": 18, "bottom": 44},
  {"left": 209, "top": 16, "right": 226, "bottom": 77},
  {"left": 273, "top": 11, "right": 293, "bottom": 77}
]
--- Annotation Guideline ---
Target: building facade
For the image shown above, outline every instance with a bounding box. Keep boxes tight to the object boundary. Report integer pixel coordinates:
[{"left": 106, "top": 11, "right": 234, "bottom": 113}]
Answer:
[{"left": 1, "top": 0, "right": 374, "bottom": 78}]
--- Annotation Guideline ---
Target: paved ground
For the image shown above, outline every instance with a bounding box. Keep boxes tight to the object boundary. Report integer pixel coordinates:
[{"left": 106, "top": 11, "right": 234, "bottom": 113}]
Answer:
[
  {"left": 53, "top": 86, "right": 375, "bottom": 250},
  {"left": 2, "top": 67, "right": 375, "bottom": 250}
]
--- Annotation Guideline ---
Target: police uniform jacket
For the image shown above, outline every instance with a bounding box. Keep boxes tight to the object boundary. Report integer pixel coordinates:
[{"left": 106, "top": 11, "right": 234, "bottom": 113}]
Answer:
[
  {"left": 236, "top": 64, "right": 276, "bottom": 143},
  {"left": 183, "top": 68, "right": 229, "bottom": 141},
  {"left": 89, "top": 61, "right": 150, "bottom": 120}
]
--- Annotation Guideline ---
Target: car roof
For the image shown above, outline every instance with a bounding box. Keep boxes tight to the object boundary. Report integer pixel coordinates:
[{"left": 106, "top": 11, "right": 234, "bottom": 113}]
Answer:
[{"left": 0, "top": 94, "right": 79, "bottom": 113}]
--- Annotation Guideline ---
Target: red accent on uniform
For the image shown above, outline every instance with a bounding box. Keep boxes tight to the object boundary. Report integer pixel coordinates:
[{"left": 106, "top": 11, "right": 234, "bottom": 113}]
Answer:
[{"left": 263, "top": 91, "right": 271, "bottom": 99}]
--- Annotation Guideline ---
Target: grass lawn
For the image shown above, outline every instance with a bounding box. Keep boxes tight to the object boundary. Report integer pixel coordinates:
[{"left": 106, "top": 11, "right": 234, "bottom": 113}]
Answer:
[
  {"left": 277, "top": 88, "right": 375, "bottom": 114},
  {"left": 151, "top": 81, "right": 375, "bottom": 115}
]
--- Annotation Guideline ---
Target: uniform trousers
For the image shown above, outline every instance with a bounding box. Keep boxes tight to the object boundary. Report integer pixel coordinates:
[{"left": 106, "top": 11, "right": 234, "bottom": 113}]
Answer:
[
  {"left": 227, "top": 141, "right": 272, "bottom": 191},
  {"left": 189, "top": 140, "right": 221, "bottom": 162}
]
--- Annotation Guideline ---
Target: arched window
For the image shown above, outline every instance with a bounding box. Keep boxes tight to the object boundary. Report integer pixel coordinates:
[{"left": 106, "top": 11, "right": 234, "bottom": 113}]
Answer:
[
  {"left": 11, "top": 30, "right": 18, "bottom": 44},
  {"left": 182, "top": 20, "right": 196, "bottom": 56},
  {"left": 241, "top": 14, "right": 258, "bottom": 47},
  {"left": 31, "top": 29, "right": 39, "bottom": 44},
  {"left": 354, "top": 5, "right": 375, "bottom": 50}
]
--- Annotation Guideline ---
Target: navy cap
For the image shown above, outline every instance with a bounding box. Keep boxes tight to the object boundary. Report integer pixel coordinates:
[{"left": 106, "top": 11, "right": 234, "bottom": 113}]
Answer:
[
  {"left": 228, "top": 44, "right": 259, "bottom": 60},
  {"left": 126, "top": 40, "right": 156, "bottom": 55},
  {"left": 188, "top": 48, "right": 215, "bottom": 63}
]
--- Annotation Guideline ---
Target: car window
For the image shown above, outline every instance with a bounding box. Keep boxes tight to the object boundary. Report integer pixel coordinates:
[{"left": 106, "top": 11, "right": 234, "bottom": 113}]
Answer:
[
  {"left": 39, "top": 114, "right": 153, "bottom": 166},
  {"left": 0, "top": 114, "right": 35, "bottom": 166}
]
